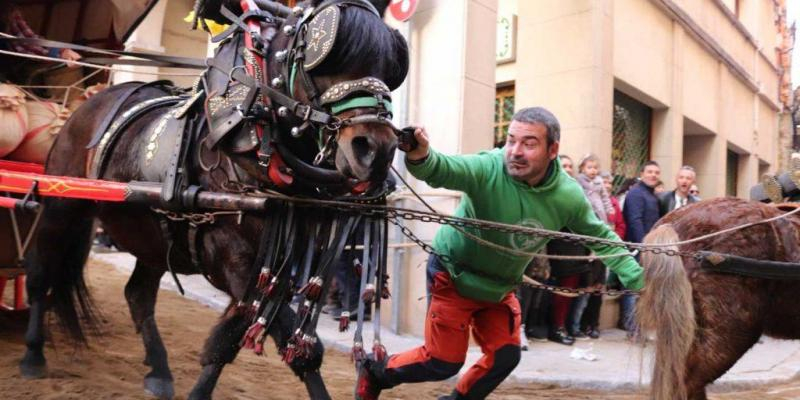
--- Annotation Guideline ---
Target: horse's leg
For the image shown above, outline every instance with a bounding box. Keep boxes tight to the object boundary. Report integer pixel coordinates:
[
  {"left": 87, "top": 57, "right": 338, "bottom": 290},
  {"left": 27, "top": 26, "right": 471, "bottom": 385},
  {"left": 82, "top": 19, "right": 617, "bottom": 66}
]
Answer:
[
  {"left": 19, "top": 258, "right": 48, "bottom": 378},
  {"left": 683, "top": 279, "right": 763, "bottom": 400},
  {"left": 188, "top": 309, "right": 249, "bottom": 400},
  {"left": 19, "top": 198, "right": 96, "bottom": 378},
  {"left": 269, "top": 303, "right": 331, "bottom": 400},
  {"left": 125, "top": 260, "right": 174, "bottom": 399}
]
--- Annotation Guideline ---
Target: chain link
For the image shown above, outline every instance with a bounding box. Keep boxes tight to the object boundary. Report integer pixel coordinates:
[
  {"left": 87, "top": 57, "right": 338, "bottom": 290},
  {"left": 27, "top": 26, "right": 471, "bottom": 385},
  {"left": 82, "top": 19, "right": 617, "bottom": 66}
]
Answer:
[
  {"left": 283, "top": 196, "right": 699, "bottom": 259},
  {"left": 151, "top": 208, "right": 244, "bottom": 226},
  {"left": 387, "top": 217, "right": 642, "bottom": 297}
]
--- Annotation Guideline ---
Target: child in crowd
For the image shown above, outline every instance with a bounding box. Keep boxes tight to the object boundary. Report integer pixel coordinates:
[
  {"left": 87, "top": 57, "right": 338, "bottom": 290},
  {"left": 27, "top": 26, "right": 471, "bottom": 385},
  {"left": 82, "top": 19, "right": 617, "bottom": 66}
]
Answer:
[{"left": 577, "top": 154, "right": 614, "bottom": 225}]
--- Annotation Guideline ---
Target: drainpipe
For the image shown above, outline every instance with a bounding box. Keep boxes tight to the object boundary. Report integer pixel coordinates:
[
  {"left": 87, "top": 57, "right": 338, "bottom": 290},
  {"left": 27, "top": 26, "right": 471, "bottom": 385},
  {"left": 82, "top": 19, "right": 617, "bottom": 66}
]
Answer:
[{"left": 390, "top": 19, "right": 412, "bottom": 334}]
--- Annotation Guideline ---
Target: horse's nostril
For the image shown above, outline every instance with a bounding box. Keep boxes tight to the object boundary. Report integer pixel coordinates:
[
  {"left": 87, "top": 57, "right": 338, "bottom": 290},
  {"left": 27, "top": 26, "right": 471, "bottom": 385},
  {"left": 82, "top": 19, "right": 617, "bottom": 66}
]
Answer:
[{"left": 351, "top": 136, "right": 374, "bottom": 163}]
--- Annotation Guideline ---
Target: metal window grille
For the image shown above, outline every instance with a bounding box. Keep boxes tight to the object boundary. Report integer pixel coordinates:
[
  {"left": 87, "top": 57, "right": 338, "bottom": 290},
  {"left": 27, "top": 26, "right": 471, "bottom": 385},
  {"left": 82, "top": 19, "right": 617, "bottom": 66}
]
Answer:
[
  {"left": 494, "top": 85, "right": 515, "bottom": 148},
  {"left": 611, "top": 91, "right": 652, "bottom": 192}
]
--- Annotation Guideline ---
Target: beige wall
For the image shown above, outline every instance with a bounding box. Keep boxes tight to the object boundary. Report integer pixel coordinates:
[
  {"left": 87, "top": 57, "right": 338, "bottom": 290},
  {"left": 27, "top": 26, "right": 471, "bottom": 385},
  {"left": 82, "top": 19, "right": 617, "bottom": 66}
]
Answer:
[
  {"left": 514, "top": 0, "right": 615, "bottom": 169},
  {"left": 394, "top": 0, "right": 498, "bottom": 336},
  {"left": 495, "top": 0, "right": 784, "bottom": 200},
  {"left": 160, "top": 0, "right": 208, "bottom": 87},
  {"left": 114, "top": 0, "right": 205, "bottom": 86}
]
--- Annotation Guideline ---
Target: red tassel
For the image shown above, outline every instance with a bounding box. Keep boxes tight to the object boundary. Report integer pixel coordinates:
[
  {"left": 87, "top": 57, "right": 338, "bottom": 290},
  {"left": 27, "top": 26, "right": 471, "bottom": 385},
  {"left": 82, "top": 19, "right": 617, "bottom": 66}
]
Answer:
[
  {"left": 241, "top": 316, "right": 266, "bottom": 349},
  {"left": 264, "top": 276, "right": 279, "bottom": 298},
  {"left": 351, "top": 342, "right": 366, "bottom": 363},
  {"left": 339, "top": 311, "right": 350, "bottom": 332},
  {"left": 299, "top": 276, "right": 323, "bottom": 301},
  {"left": 373, "top": 341, "right": 387, "bottom": 363},
  {"left": 362, "top": 283, "right": 375, "bottom": 303},
  {"left": 298, "top": 334, "right": 316, "bottom": 358},
  {"left": 282, "top": 343, "right": 297, "bottom": 363},
  {"left": 256, "top": 267, "right": 272, "bottom": 290}
]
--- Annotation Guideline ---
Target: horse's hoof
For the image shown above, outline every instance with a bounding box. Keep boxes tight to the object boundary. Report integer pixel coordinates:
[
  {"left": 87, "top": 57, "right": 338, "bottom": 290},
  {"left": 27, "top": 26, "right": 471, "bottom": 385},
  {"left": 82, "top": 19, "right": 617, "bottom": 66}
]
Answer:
[
  {"left": 144, "top": 376, "right": 175, "bottom": 400},
  {"left": 19, "top": 353, "right": 47, "bottom": 379}
]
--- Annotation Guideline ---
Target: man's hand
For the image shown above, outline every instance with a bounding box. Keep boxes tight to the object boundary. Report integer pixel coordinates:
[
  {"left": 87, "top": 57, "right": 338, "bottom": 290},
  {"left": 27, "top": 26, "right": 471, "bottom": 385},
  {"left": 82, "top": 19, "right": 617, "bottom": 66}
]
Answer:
[
  {"left": 405, "top": 126, "right": 430, "bottom": 162},
  {"left": 60, "top": 49, "right": 81, "bottom": 68}
]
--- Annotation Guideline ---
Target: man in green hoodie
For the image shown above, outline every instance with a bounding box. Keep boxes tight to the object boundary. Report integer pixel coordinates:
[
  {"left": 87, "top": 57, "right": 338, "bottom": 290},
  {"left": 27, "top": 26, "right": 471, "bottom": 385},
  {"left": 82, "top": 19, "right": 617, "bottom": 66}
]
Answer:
[{"left": 355, "top": 107, "right": 644, "bottom": 400}]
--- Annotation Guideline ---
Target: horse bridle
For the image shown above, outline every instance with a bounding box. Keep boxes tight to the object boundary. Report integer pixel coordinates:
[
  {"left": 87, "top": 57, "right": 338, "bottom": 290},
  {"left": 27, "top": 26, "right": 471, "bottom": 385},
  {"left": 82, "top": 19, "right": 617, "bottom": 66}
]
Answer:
[
  {"left": 208, "top": 0, "right": 413, "bottom": 191},
  {"left": 271, "top": 0, "right": 400, "bottom": 165}
]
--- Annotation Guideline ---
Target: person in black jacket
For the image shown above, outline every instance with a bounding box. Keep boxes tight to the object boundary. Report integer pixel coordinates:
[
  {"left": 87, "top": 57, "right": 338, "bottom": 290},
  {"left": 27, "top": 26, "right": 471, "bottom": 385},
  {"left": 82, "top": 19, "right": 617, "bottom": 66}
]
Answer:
[
  {"left": 658, "top": 165, "right": 699, "bottom": 217},
  {"left": 616, "top": 160, "right": 661, "bottom": 336},
  {"left": 623, "top": 161, "right": 661, "bottom": 243}
]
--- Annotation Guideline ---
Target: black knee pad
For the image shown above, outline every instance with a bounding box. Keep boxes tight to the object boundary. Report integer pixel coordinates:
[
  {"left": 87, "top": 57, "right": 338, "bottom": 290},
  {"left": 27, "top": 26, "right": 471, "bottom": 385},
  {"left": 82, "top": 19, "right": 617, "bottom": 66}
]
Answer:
[{"left": 494, "top": 344, "right": 521, "bottom": 372}]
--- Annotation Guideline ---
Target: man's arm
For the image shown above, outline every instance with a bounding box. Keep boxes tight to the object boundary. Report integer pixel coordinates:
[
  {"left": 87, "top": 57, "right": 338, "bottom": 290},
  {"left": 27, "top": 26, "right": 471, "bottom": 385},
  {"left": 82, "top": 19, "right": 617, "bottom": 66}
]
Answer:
[
  {"left": 568, "top": 198, "right": 644, "bottom": 290},
  {"left": 403, "top": 127, "right": 489, "bottom": 194},
  {"left": 623, "top": 190, "right": 647, "bottom": 243}
]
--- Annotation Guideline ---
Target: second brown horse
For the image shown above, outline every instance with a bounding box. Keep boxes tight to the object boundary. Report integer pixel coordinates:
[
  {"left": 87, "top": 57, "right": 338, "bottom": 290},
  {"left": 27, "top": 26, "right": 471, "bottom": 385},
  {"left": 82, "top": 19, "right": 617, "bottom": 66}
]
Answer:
[{"left": 638, "top": 197, "right": 800, "bottom": 399}]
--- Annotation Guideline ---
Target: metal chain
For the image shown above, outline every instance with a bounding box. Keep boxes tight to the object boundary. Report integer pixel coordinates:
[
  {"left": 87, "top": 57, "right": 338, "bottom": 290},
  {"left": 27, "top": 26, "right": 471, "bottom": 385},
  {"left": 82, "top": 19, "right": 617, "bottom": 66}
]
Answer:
[
  {"left": 387, "top": 217, "right": 642, "bottom": 297},
  {"left": 278, "top": 196, "right": 700, "bottom": 258},
  {"left": 151, "top": 208, "right": 244, "bottom": 226}
]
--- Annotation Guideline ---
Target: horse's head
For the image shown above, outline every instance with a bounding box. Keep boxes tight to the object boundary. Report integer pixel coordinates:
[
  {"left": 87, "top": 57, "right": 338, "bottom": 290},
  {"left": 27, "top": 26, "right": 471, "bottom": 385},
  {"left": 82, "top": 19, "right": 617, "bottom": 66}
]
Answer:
[{"left": 268, "top": 0, "right": 409, "bottom": 190}]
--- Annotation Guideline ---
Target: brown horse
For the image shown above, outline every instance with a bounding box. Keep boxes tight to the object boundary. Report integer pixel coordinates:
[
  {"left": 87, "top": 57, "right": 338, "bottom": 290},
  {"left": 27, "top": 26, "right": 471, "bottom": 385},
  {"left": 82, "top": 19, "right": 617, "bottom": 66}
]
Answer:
[
  {"left": 637, "top": 197, "right": 800, "bottom": 400},
  {"left": 18, "top": 1, "right": 408, "bottom": 399}
]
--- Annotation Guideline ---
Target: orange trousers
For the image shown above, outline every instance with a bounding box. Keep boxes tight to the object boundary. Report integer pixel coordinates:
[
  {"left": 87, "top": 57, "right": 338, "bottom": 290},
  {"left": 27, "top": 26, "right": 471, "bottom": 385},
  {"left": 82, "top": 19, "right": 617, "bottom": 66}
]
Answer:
[{"left": 381, "top": 270, "right": 522, "bottom": 399}]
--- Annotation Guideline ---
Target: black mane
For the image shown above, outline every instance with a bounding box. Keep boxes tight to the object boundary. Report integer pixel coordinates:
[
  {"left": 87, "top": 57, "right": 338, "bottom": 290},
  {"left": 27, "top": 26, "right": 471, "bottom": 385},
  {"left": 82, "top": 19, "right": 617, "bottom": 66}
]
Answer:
[{"left": 312, "top": 4, "right": 409, "bottom": 91}]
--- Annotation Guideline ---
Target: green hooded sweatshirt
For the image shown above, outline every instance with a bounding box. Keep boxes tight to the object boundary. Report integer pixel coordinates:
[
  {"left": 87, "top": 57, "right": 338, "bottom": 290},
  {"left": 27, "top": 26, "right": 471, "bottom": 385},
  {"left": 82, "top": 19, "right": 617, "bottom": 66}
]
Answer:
[{"left": 406, "top": 148, "right": 644, "bottom": 302}]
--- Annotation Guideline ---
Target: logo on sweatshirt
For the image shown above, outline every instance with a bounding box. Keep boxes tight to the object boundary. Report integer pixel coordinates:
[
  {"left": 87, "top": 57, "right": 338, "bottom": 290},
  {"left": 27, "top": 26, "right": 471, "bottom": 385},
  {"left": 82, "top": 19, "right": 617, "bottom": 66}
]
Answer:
[{"left": 510, "top": 218, "right": 547, "bottom": 252}]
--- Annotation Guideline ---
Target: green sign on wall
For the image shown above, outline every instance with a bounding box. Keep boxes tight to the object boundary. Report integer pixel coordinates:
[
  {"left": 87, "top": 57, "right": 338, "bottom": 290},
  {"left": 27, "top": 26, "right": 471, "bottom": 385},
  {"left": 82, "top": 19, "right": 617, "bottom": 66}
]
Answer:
[{"left": 496, "top": 13, "right": 516, "bottom": 64}]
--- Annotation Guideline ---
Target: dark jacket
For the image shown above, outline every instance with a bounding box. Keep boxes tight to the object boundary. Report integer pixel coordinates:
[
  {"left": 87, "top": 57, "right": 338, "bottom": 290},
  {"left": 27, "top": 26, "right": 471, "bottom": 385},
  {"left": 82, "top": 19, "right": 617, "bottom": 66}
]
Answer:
[
  {"left": 546, "top": 234, "right": 590, "bottom": 278},
  {"left": 658, "top": 190, "right": 699, "bottom": 217},
  {"left": 622, "top": 181, "right": 660, "bottom": 243}
]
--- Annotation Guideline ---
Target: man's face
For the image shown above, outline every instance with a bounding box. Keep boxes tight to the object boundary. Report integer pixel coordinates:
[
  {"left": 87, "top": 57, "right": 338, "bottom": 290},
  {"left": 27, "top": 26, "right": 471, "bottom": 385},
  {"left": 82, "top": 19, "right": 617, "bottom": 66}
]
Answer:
[
  {"left": 675, "top": 169, "right": 696, "bottom": 195},
  {"left": 561, "top": 158, "right": 574, "bottom": 176},
  {"left": 504, "top": 121, "right": 559, "bottom": 184},
  {"left": 640, "top": 165, "right": 661, "bottom": 187}
]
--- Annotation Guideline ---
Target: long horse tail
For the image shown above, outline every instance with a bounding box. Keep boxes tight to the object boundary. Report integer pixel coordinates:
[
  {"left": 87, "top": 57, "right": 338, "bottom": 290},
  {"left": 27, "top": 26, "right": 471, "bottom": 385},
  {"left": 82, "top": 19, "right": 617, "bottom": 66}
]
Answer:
[
  {"left": 636, "top": 224, "right": 696, "bottom": 400},
  {"left": 36, "top": 198, "right": 100, "bottom": 345}
]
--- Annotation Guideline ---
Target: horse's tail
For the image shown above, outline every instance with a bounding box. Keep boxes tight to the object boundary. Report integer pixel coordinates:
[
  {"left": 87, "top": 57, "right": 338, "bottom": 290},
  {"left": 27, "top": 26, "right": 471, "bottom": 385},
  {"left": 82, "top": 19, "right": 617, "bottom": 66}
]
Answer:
[
  {"left": 35, "top": 199, "right": 100, "bottom": 345},
  {"left": 636, "top": 224, "right": 696, "bottom": 400}
]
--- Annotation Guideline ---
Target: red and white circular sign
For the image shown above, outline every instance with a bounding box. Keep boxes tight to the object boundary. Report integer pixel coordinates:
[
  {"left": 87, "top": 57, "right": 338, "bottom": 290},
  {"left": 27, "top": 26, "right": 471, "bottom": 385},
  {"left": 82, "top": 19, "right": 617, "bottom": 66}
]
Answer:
[{"left": 389, "top": 0, "right": 418, "bottom": 22}]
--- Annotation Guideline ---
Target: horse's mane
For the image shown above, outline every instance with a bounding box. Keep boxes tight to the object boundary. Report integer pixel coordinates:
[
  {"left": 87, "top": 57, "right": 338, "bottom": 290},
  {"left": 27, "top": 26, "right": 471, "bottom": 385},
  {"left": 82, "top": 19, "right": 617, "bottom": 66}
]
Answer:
[{"left": 312, "top": 3, "right": 409, "bottom": 91}]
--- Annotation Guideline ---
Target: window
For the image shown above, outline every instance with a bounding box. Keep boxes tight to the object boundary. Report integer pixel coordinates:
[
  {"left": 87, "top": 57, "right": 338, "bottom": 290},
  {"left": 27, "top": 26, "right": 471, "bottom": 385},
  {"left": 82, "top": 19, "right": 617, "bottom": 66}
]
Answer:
[
  {"left": 611, "top": 91, "right": 652, "bottom": 192},
  {"left": 494, "top": 85, "right": 515, "bottom": 148},
  {"left": 726, "top": 150, "right": 739, "bottom": 196}
]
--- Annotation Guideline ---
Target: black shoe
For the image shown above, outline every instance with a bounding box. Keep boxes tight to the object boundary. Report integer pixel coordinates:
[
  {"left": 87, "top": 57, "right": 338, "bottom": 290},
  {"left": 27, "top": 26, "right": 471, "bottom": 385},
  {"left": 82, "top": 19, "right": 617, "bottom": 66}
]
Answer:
[
  {"left": 572, "top": 330, "right": 589, "bottom": 341},
  {"left": 548, "top": 328, "right": 575, "bottom": 346},
  {"left": 586, "top": 328, "right": 600, "bottom": 339}
]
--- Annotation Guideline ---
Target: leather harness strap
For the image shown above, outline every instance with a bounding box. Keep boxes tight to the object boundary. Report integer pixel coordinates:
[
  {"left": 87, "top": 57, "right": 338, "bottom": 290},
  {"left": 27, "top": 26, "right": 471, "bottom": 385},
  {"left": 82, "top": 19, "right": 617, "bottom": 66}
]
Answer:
[{"left": 87, "top": 80, "right": 173, "bottom": 149}]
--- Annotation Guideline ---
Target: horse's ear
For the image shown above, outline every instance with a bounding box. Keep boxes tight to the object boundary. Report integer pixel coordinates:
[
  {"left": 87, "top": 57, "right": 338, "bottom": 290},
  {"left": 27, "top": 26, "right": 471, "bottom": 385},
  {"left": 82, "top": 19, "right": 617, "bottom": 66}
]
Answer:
[{"left": 385, "top": 28, "right": 409, "bottom": 91}]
